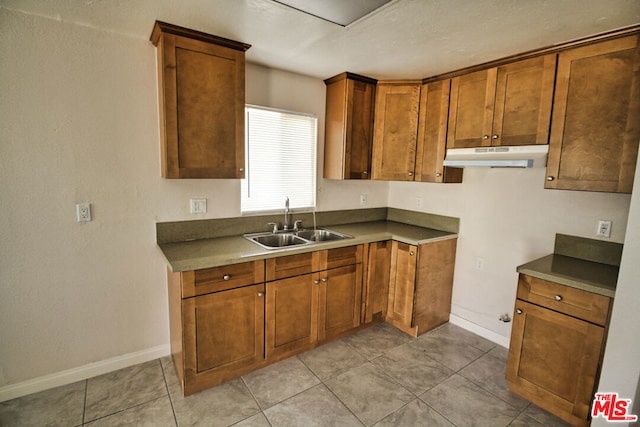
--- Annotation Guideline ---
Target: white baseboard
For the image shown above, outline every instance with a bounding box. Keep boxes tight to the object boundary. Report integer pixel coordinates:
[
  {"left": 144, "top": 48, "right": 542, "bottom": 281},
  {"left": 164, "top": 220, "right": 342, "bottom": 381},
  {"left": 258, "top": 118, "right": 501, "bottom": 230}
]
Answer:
[
  {"left": 0, "top": 344, "right": 170, "bottom": 403},
  {"left": 449, "top": 314, "right": 510, "bottom": 348}
]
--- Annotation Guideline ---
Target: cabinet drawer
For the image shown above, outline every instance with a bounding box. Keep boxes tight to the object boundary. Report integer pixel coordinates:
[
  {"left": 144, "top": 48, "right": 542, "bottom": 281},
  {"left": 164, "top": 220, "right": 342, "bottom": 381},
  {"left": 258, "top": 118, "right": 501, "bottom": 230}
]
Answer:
[
  {"left": 182, "top": 261, "right": 265, "bottom": 298},
  {"left": 516, "top": 274, "right": 611, "bottom": 326},
  {"left": 266, "top": 252, "right": 315, "bottom": 281},
  {"left": 326, "top": 245, "right": 363, "bottom": 269}
]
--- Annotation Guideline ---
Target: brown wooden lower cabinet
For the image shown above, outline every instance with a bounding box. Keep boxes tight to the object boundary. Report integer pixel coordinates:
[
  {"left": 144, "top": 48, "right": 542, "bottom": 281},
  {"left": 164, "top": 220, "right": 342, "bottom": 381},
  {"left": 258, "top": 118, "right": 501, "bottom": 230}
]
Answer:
[
  {"left": 385, "top": 238, "right": 458, "bottom": 336},
  {"left": 506, "top": 274, "right": 613, "bottom": 427},
  {"left": 266, "top": 273, "right": 318, "bottom": 359},
  {"left": 168, "top": 239, "right": 456, "bottom": 396}
]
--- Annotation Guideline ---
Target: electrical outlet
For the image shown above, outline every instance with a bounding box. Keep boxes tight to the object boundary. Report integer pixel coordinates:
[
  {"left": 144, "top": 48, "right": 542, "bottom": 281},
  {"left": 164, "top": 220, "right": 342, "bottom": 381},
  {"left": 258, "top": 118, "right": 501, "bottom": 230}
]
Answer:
[
  {"left": 360, "top": 194, "right": 367, "bottom": 206},
  {"left": 76, "top": 203, "right": 91, "bottom": 222},
  {"left": 596, "top": 220, "right": 612, "bottom": 238},
  {"left": 415, "top": 197, "right": 422, "bottom": 208},
  {"left": 475, "top": 257, "right": 485, "bottom": 270},
  {"left": 190, "top": 198, "right": 207, "bottom": 214}
]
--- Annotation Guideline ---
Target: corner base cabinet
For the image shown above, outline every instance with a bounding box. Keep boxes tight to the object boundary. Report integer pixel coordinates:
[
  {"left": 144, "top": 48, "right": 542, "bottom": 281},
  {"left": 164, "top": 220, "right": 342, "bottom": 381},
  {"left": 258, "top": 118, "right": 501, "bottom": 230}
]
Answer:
[
  {"left": 385, "top": 238, "right": 457, "bottom": 337},
  {"left": 506, "top": 274, "right": 613, "bottom": 427}
]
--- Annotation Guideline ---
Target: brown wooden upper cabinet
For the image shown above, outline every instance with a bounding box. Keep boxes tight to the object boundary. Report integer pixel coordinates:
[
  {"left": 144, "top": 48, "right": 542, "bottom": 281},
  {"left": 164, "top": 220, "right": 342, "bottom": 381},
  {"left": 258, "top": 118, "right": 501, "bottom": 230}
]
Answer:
[
  {"left": 324, "top": 73, "right": 377, "bottom": 180},
  {"left": 415, "top": 80, "right": 463, "bottom": 183},
  {"left": 371, "top": 81, "right": 422, "bottom": 181},
  {"left": 150, "top": 21, "right": 250, "bottom": 179},
  {"left": 545, "top": 35, "right": 640, "bottom": 193},
  {"left": 447, "top": 55, "right": 556, "bottom": 149}
]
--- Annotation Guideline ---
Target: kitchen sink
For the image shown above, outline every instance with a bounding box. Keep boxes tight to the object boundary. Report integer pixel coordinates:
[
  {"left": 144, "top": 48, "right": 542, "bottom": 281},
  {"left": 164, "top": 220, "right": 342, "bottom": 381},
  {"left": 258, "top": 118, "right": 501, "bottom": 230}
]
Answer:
[
  {"left": 295, "top": 228, "right": 351, "bottom": 242},
  {"left": 250, "top": 233, "right": 309, "bottom": 248},
  {"left": 244, "top": 227, "right": 352, "bottom": 250}
]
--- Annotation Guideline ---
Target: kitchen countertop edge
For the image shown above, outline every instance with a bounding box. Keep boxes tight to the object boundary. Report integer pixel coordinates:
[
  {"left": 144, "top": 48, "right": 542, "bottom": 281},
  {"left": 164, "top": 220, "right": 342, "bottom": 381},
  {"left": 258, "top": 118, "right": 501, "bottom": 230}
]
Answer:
[
  {"left": 517, "top": 254, "right": 618, "bottom": 298},
  {"left": 158, "top": 220, "right": 458, "bottom": 272}
]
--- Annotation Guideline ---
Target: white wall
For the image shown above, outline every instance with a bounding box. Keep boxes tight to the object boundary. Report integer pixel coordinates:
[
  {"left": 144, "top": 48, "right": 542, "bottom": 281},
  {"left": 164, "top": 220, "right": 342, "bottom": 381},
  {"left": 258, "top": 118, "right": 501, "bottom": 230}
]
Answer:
[
  {"left": 388, "top": 168, "right": 631, "bottom": 343},
  {"left": 0, "top": 7, "right": 387, "bottom": 392},
  {"left": 592, "top": 154, "right": 640, "bottom": 427}
]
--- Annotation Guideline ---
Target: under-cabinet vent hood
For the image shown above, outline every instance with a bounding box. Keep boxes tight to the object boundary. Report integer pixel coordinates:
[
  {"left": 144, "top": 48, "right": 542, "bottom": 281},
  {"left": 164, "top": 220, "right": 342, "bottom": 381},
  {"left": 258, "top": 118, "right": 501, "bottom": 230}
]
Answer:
[{"left": 443, "top": 145, "right": 549, "bottom": 168}]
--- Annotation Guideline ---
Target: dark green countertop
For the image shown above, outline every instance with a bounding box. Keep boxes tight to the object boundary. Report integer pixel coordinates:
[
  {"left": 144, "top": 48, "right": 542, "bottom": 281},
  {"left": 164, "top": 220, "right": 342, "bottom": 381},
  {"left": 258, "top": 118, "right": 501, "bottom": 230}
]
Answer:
[
  {"left": 517, "top": 254, "right": 618, "bottom": 298},
  {"left": 516, "top": 234, "right": 622, "bottom": 298},
  {"left": 158, "top": 220, "right": 457, "bottom": 272}
]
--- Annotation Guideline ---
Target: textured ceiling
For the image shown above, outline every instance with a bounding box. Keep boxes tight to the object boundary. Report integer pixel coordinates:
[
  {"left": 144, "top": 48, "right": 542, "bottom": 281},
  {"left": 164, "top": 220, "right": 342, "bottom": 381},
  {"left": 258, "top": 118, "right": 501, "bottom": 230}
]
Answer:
[{"left": 2, "top": 0, "right": 639, "bottom": 80}]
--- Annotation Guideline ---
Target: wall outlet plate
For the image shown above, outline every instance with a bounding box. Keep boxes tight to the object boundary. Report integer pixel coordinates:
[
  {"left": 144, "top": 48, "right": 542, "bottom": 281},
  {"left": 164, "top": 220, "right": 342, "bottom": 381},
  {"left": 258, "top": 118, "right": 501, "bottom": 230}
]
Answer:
[
  {"left": 76, "top": 203, "right": 91, "bottom": 222},
  {"left": 190, "top": 198, "right": 207, "bottom": 214},
  {"left": 597, "top": 220, "right": 612, "bottom": 238}
]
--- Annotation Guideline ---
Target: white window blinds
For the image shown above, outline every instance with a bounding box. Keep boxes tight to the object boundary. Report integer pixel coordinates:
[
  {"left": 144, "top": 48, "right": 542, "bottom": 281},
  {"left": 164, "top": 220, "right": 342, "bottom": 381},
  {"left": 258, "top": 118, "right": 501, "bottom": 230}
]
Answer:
[{"left": 241, "top": 105, "right": 317, "bottom": 213}]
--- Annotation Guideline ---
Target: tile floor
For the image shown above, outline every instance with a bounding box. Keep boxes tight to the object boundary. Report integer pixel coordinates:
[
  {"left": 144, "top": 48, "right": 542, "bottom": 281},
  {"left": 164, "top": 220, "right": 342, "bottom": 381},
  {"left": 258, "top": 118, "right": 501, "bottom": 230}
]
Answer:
[{"left": 0, "top": 323, "right": 573, "bottom": 426}]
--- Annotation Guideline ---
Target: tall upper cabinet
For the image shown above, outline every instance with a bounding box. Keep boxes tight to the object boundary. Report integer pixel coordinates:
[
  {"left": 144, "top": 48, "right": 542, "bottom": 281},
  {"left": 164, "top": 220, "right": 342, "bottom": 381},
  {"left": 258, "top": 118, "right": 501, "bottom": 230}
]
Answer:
[
  {"left": 545, "top": 35, "right": 640, "bottom": 193},
  {"left": 324, "top": 73, "right": 377, "bottom": 180},
  {"left": 371, "top": 81, "right": 422, "bottom": 181},
  {"left": 446, "top": 55, "right": 556, "bottom": 149},
  {"left": 150, "top": 21, "right": 250, "bottom": 179},
  {"left": 415, "top": 80, "right": 463, "bottom": 183}
]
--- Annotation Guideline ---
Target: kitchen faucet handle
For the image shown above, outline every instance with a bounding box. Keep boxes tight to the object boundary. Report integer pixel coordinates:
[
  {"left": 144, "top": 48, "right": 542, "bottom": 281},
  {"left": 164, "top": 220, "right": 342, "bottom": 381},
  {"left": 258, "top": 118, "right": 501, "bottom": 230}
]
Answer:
[
  {"left": 267, "top": 222, "right": 278, "bottom": 233},
  {"left": 293, "top": 220, "right": 303, "bottom": 231}
]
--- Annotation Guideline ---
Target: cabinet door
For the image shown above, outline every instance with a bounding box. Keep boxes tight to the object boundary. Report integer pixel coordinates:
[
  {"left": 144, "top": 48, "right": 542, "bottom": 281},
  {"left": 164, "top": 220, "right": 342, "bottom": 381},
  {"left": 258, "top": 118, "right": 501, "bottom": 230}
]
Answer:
[
  {"left": 447, "top": 69, "right": 497, "bottom": 148},
  {"left": 385, "top": 241, "right": 418, "bottom": 335},
  {"left": 182, "top": 284, "right": 264, "bottom": 394},
  {"left": 318, "top": 264, "right": 363, "bottom": 341},
  {"left": 363, "top": 241, "right": 391, "bottom": 323},
  {"left": 266, "top": 274, "right": 318, "bottom": 359},
  {"left": 506, "top": 300, "right": 605, "bottom": 426},
  {"left": 492, "top": 55, "right": 556, "bottom": 146},
  {"left": 415, "top": 80, "right": 463, "bottom": 183},
  {"left": 372, "top": 83, "right": 421, "bottom": 180},
  {"left": 412, "top": 238, "right": 457, "bottom": 333},
  {"left": 324, "top": 74, "right": 376, "bottom": 179},
  {"left": 154, "top": 27, "right": 247, "bottom": 178},
  {"left": 546, "top": 35, "right": 640, "bottom": 193}
]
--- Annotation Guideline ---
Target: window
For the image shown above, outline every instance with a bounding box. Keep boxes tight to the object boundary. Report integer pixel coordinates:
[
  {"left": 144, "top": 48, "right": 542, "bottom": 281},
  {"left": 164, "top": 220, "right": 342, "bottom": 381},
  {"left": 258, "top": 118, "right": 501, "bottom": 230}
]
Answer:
[{"left": 241, "top": 105, "right": 317, "bottom": 213}]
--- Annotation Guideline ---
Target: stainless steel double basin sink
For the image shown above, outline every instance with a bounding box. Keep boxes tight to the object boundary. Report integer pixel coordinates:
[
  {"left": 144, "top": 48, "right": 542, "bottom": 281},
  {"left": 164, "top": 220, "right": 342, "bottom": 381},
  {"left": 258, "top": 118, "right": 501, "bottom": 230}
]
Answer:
[{"left": 244, "top": 228, "right": 352, "bottom": 250}]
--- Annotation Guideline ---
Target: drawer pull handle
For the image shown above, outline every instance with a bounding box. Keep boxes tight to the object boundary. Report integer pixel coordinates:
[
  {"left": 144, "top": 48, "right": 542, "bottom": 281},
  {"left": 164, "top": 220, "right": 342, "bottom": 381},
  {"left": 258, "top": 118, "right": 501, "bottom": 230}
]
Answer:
[
  {"left": 516, "top": 309, "right": 523, "bottom": 315},
  {"left": 554, "top": 295, "right": 563, "bottom": 301},
  {"left": 223, "top": 275, "right": 231, "bottom": 281}
]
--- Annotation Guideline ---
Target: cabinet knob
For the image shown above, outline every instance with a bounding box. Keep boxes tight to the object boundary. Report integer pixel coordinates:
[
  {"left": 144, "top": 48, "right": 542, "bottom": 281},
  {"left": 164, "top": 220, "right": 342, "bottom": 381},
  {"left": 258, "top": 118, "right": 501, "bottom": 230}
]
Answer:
[
  {"left": 483, "top": 135, "right": 489, "bottom": 140},
  {"left": 409, "top": 251, "right": 415, "bottom": 256},
  {"left": 223, "top": 275, "right": 231, "bottom": 281},
  {"left": 516, "top": 309, "right": 523, "bottom": 314},
  {"left": 554, "top": 295, "right": 563, "bottom": 301},
  {"left": 546, "top": 176, "right": 555, "bottom": 181},
  {"left": 492, "top": 134, "right": 499, "bottom": 139},
  {"left": 314, "top": 279, "right": 320, "bottom": 285},
  {"left": 362, "top": 171, "right": 368, "bottom": 175},
  {"left": 321, "top": 278, "right": 328, "bottom": 283},
  {"left": 408, "top": 172, "right": 413, "bottom": 177},
  {"left": 239, "top": 168, "right": 244, "bottom": 172},
  {"left": 258, "top": 292, "right": 264, "bottom": 297},
  {"left": 435, "top": 173, "right": 442, "bottom": 177}
]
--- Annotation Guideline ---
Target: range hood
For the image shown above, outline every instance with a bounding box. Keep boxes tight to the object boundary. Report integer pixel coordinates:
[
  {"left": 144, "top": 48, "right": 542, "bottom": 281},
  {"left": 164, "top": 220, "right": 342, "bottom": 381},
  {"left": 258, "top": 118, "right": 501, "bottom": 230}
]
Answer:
[{"left": 443, "top": 145, "right": 549, "bottom": 168}]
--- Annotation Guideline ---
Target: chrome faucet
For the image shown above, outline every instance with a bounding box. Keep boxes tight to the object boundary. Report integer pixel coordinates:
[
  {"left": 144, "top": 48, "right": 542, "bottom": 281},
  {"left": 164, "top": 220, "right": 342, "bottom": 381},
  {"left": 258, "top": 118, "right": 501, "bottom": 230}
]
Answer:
[{"left": 283, "top": 197, "right": 290, "bottom": 230}]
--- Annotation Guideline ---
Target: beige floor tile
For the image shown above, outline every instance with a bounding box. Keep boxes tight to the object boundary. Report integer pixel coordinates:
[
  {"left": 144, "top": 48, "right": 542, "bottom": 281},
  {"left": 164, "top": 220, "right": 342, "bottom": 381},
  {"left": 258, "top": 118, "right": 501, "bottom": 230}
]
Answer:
[
  {"left": 0, "top": 380, "right": 85, "bottom": 427},
  {"left": 242, "top": 356, "right": 320, "bottom": 409},
  {"left": 84, "top": 360, "right": 167, "bottom": 422},
  {"left": 420, "top": 374, "right": 520, "bottom": 427},
  {"left": 264, "top": 384, "right": 363, "bottom": 426},
  {"left": 326, "top": 362, "right": 414, "bottom": 426}
]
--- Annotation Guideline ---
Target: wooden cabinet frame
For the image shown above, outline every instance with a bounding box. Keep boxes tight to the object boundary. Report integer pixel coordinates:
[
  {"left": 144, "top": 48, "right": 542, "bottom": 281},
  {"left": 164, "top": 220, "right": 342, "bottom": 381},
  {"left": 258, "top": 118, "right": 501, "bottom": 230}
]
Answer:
[{"left": 150, "top": 21, "right": 250, "bottom": 179}]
